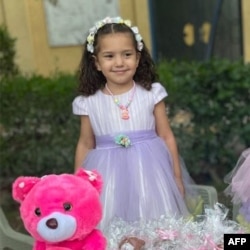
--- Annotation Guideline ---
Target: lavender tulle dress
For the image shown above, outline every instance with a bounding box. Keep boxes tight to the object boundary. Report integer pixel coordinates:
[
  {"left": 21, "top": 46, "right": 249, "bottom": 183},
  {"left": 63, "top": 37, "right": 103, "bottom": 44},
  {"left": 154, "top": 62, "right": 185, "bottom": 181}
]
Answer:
[
  {"left": 224, "top": 148, "right": 250, "bottom": 222},
  {"left": 72, "top": 82, "right": 195, "bottom": 233}
]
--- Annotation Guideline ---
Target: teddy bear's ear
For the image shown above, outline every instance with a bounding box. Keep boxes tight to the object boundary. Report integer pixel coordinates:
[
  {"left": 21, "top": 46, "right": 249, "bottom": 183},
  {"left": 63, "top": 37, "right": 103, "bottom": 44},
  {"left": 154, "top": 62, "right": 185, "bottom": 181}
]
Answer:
[
  {"left": 75, "top": 168, "right": 103, "bottom": 194},
  {"left": 12, "top": 176, "right": 41, "bottom": 203}
]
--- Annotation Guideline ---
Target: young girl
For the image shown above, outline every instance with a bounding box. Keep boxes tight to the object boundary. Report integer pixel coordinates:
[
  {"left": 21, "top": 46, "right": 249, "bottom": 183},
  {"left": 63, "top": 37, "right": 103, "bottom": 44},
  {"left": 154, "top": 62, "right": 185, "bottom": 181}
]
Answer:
[{"left": 72, "top": 16, "right": 195, "bottom": 235}]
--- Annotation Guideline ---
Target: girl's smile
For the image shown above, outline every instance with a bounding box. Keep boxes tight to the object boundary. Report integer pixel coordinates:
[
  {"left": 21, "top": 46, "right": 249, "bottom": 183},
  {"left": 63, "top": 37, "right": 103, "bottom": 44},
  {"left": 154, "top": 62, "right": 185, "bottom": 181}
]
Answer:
[{"left": 112, "top": 69, "right": 128, "bottom": 74}]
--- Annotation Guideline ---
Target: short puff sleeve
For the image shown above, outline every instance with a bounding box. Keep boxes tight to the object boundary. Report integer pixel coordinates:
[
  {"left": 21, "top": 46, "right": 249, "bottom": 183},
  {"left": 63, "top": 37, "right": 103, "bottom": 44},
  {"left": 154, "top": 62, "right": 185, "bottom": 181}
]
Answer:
[
  {"left": 72, "top": 96, "right": 88, "bottom": 115},
  {"left": 151, "top": 82, "right": 168, "bottom": 104}
]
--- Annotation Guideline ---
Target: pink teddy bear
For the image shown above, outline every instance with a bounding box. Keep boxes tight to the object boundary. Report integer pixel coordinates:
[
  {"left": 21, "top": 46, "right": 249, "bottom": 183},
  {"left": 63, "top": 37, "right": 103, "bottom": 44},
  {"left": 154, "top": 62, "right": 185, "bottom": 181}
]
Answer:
[{"left": 12, "top": 169, "right": 107, "bottom": 250}]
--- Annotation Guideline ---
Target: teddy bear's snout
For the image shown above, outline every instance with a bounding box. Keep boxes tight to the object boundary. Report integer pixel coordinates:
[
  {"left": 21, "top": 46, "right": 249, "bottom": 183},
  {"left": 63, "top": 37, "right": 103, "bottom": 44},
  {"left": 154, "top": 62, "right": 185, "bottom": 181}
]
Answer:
[
  {"left": 37, "top": 212, "right": 77, "bottom": 242},
  {"left": 46, "top": 218, "right": 58, "bottom": 229}
]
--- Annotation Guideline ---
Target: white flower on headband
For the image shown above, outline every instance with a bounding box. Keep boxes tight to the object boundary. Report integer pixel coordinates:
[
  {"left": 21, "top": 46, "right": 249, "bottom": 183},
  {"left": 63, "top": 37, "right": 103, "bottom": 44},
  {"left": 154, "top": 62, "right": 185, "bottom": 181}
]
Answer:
[
  {"left": 86, "top": 16, "right": 144, "bottom": 53},
  {"left": 131, "top": 27, "right": 144, "bottom": 52}
]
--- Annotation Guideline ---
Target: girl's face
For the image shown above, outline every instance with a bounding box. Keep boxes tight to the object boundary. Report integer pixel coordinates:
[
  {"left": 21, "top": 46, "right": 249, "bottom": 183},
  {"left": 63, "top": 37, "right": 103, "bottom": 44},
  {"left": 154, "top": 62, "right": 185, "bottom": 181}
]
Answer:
[{"left": 94, "top": 32, "right": 140, "bottom": 87}]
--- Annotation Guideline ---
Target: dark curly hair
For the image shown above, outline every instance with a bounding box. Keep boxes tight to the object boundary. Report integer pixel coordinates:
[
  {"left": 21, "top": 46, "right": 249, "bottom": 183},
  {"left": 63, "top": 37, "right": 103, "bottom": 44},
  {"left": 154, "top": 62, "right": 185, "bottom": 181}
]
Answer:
[{"left": 77, "top": 22, "right": 158, "bottom": 96}]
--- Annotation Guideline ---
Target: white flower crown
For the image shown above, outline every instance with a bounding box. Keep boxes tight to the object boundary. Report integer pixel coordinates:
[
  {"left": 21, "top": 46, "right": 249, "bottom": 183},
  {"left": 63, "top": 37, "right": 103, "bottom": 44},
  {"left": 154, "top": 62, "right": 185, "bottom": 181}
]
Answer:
[{"left": 86, "top": 16, "right": 144, "bottom": 53}]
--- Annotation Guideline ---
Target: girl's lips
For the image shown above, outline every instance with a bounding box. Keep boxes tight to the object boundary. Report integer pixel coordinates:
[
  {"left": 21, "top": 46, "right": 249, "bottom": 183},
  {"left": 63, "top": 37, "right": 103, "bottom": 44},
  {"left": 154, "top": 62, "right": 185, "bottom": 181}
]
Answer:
[{"left": 112, "top": 69, "right": 128, "bottom": 73}]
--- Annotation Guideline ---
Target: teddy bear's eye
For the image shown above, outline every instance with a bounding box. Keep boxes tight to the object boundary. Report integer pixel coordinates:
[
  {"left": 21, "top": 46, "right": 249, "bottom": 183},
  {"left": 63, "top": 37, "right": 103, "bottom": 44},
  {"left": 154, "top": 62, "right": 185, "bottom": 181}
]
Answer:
[
  {"left": 63, "top": 202, "right": 72, "bottom": 211},
  {"left": 34, "top": 208, "right": 41, "bottom": 216}
]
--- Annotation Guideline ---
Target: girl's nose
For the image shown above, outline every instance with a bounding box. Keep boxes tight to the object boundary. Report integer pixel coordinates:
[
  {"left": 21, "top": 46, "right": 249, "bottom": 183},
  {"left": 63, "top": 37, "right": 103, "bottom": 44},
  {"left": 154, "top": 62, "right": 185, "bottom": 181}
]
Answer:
[{"left": 114, "top": 55, "right": 123, "bottom": 66}]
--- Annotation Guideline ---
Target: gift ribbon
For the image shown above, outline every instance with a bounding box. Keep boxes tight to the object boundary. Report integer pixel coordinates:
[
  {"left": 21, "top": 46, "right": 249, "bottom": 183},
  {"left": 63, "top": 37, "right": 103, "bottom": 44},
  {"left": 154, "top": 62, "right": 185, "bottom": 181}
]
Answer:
[
  {"left": 203, "top": 235, "right": 223, "bottom": 250},
  {"left": 157, "top": 229, "right": 178, "bottom": 240},
  {"left": 189, "top": 247, "right": 207, "bottom": 250}
]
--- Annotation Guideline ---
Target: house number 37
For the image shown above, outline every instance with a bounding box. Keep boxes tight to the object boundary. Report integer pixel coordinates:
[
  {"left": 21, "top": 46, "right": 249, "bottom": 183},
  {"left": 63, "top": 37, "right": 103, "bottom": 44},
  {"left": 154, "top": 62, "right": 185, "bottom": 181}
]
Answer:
[{"left": 183, "top": 22, "right": 211, "bottom": 46}]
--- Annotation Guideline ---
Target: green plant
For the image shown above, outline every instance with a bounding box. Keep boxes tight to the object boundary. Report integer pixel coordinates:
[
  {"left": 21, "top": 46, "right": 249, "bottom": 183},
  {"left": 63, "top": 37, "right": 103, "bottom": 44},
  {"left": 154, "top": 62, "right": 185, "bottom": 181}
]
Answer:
[
  {"left": 0, "top": 25, "right": 19, "bottom": 79},
  {"left": 0, "top": 73, "right": 78, "bottom": 178}
]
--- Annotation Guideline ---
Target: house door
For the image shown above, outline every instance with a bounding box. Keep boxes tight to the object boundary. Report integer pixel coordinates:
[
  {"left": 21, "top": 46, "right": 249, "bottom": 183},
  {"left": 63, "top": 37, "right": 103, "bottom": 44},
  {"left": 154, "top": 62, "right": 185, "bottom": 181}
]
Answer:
[{"left": 149, "top": 0, "right": 242, "bottom": 61}]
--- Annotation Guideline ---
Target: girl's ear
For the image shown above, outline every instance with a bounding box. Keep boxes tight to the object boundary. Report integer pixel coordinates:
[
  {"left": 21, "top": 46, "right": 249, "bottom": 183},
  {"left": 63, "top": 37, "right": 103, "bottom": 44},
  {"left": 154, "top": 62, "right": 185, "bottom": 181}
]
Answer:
[{"left": 92, "top": 55, "right": 101, "bottom": 71}]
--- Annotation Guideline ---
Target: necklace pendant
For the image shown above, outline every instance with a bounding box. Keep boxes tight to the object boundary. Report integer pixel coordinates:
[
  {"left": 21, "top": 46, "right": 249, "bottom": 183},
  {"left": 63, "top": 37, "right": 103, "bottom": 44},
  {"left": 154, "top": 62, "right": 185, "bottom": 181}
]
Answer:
[
  {"left": 121, "top": 108, "right": 129, "bottom": 120},
  {"left": 105, "top": 82, "right": 136, "bottom": 120}
]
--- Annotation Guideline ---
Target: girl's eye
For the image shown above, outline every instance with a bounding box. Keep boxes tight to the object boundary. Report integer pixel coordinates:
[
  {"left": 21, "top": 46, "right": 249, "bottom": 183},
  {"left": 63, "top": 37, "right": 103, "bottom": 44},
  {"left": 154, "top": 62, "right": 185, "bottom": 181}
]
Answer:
[
  {"left": 34, "top": 208, "right": 41, "bottom": 216},
  {"left": 104, "top": 54, "right": 113, "bottom": 58},
  {"left": 63, "top": 202, "right": 72, "bottom": 211},
  {"left": 125, "top": 53, "right": 132, "bottom": 57}
]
